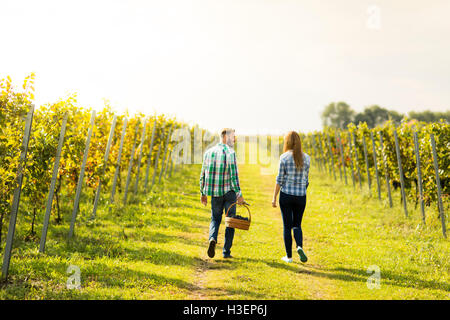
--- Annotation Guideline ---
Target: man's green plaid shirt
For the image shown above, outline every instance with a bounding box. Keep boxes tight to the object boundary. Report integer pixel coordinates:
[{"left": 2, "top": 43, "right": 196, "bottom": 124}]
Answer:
[{"left": 200, "top": 143, "right": 242, "bottom": 197}]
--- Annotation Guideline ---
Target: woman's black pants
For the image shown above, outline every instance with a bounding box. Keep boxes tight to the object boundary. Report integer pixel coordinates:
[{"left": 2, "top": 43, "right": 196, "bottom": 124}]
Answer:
[{"left": 279, "top": 191, "right": 307, "bottom": 258}]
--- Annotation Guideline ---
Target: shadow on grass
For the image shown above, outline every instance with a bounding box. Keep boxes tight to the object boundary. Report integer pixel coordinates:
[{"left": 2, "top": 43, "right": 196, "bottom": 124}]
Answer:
[
  {"left": 330, "top": 266, "right": 450, "bottom": 292},
  {"left": 202, "top": 258, "right": 239, "bottom": 271},
  {"left": 190, "top": 258, "right": 265, "bottom": 299},
  {"left": 231, "top": 256, "right": 450, "bottom": 293},
  {"left": 3, "top": 255, "right": 265, "bottom": 300},
  {"left": 47, "top": 214, "right": 205, "bottom": 245},
  {"left": 2, "top": 258, "right": 201, "bottom": 299},
  {"left": 39, "top": 231, "right": 203, "bottom": 268},
  {"left": 200, "top": 286, "right": 266, "bottom": 299},
  {"left": 143, "top": 231, "right": 206, "bottom": 247}
]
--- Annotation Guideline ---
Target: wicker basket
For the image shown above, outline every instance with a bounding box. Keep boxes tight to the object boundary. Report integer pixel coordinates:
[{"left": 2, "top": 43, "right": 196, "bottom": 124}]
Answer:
[{"left": 225, "top": 202, "right": 251, "bottom": 230}]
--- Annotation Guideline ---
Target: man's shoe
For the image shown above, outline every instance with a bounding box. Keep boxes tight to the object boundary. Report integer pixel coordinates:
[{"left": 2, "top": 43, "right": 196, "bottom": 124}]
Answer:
[
  {"left": 297, "top": 246, "right": 308, "bottom": 263},
  {"left": 281, "top": 256, "right": 293, "bottom": 263},
  {"left": 223, "top": 254, "right": 233, "bottom": 259},
  {"left": 207, "top": 239, "right": 216, "bottom": 258}
]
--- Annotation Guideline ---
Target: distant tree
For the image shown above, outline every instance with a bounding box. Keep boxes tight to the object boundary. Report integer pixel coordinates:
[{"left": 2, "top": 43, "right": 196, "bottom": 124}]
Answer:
[
  {"left": 321, "top": 102, "right": 447, "bottom": 129},
  {"left": 354, "top": 105, "right": 405, "bottom": 128},
  {"left": 408, "top": 110, "right": 450, "bottom": 123},
  {"left": 321, "top": 102, "right": 355, "bottom": 129},
  {"left": 354, "top": 105, "right": 388, "bottom": 128},
  {"left": 387, "top": 110, "right": 404, "bottom": 123}
]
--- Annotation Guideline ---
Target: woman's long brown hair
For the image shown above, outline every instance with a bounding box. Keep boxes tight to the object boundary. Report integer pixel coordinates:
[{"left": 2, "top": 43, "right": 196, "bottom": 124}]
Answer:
[{"left": 283, "top": 131, "right": 303, "bottom": 169}]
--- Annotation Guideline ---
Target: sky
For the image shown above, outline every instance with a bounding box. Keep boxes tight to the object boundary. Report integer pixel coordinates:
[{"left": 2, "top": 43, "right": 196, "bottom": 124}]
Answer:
[{"left": 1, "top": 0, "right": 450, "bottom": 135}]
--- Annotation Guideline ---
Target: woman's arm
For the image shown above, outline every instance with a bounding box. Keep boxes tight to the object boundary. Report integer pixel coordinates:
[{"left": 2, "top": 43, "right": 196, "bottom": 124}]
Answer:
[
  {"left": 272, "top": 183, "right": 281, "bottom": 207},
  {"left": 273, "top": 158, "right": 285, "bottom": 207}
]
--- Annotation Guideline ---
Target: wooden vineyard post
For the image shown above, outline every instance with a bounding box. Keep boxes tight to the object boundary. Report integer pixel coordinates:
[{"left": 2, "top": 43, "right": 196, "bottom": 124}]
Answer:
[
  {"left": 323, "top": 134, "right": 331, "bottom": 177},
  {"left": 110, "top": 118, "right": 128, "bottom": 208},
  {"left": 323, "top": 133, "right": 331, "bottom": 177},
  {"left": 338, "top": 132, "right": 347, "bottom": 185},
  {"left": 335, "top": 132, "right": 343, "bottom": 182},
  {"left": 303, "top": 137, "right": 309, "bottom": 159},
  {"left": 307, "top": 137, "right": 315, "bottom": 169},
  {"left": 91, "top": 115, "right": 117, "bottom": 219},
  {"left": 164, "top": 149, "right": 172, "bottom": 179},
  {"left": 159, "top": 126, "right": 172, "bottom": 184},
  {"left": 39, "top": 112, "right": 68, "bottom": 253},
  {"left": 69, "top": 110, "right": 96, "bottom": 238},
  {"left": 327, "top": 134, "right": 336, "bottom": 181},
  {"left": 347, "top": 131, "right": 356, "bottom": 189},
  {"left": 133, "top": 119, "right": 148, "bottom": 195},
  {"left": 168, "top": 125, "right": 179, "bottom": 178},
  {"left": 1, "top": 105, "right": 34, "bottom": 280},
  {"left": 413, "top": 131, "right": 425, "bottom": 224},
  {"left": 393, "top": 128, "right": 408, "bottom": 217},
  {"left": 150, "top": 126, "right": 165, "bottom": 191},
  {"left": 379, "top": 132, "right": 393, "bottom": 208},
  {"left": 318, "top": 133, "right": 327, "bottom": 174},
  {"left": 370, "top": 131, "right": 382, "bottom": 202},
  {"left": 123, "top": 123, "right": 140, "bottom": 205},
  {"left": 352, "top": 131, "right": 362, "bottom": 190},
  {"left": 362, "top": 133, "right": 371, "bottom": 191},
  {"left": 169, "top": 151, "right": 174, "bottom": 178},
  {"left": 430, "top": 133, "right": 446, "bottom": 237},
  {"left": 144, "top": 119, "right": 157, "bottom": 192},
  {"left": 151, "top": 145, "right": 163, "bottom": 190},
  {"left": 311, "top": 134, "right": 321, "bottom": 172}
]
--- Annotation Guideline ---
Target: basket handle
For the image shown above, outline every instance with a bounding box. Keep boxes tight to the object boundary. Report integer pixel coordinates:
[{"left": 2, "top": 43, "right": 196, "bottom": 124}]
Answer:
[{"left": 225, "top": 201, "right": 251, "bottom": 223}]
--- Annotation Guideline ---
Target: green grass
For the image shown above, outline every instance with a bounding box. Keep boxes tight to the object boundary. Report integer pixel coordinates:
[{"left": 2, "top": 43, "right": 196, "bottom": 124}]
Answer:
[{"left": 0, "top": 163, "right": 449, "bottom": 299}]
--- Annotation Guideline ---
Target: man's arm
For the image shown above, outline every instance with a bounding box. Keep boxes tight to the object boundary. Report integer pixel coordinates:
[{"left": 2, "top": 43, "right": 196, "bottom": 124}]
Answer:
[
  {"left": 200, "top": 159, "right": 206, "bottom": 196},
  {"left": 228, "top": 152, "right": 243, "bottom": 203},
  {"left": 200, "top": 154, "right": 209, "bottom": 206}
]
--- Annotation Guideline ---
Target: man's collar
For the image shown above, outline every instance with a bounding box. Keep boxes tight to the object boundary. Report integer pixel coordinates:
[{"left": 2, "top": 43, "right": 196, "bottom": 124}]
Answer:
[{"left": 218, "top": 142, "right": 233, "bottom": 150}]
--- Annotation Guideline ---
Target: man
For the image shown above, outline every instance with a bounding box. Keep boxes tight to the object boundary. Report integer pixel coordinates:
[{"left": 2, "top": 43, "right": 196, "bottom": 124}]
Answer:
[{"left": 200, "top": 128, "right": 244, "bottom": 259}]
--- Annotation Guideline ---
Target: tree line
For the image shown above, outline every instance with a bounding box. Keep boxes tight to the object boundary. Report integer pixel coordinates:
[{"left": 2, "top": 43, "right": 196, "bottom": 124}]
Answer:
[{"left": 321, "top": 102, "right": 450, "bottom": 129}]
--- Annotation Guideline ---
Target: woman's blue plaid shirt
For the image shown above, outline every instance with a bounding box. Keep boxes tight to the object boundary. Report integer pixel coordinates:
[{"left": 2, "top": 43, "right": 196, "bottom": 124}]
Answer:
[{"left": 276, "top": 151, "right": 310, "bottom": 196}]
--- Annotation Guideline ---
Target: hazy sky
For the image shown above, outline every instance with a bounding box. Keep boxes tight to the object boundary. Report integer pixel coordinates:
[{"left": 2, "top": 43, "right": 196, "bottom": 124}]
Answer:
[{"left": 1, "top": 0, "right": 449, "bottom": 134}]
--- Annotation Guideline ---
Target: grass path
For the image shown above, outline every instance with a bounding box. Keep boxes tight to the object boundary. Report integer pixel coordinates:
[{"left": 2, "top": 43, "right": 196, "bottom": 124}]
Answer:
[
  {"left": 187, "top": 164, "right": 337, "bottom": 299},
  {"left": 1, "top": 163, "right": 449, "bottom": 299},
  {"left": 185, "top": 163, "right": 450, "bottom": 299}
]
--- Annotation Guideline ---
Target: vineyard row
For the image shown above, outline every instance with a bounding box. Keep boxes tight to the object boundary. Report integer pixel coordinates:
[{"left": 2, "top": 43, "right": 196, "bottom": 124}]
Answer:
[
  {"left": 299, "top": 120, "right": 449, "bottom": 238},
  {"left": 1, "top": 97, "right": 197, "bottom": 281}
]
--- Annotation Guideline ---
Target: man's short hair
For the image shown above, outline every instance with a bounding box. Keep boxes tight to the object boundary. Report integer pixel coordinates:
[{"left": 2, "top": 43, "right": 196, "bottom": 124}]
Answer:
[{"left": 221, "top": 128, "right": 235, "bottom": 138}]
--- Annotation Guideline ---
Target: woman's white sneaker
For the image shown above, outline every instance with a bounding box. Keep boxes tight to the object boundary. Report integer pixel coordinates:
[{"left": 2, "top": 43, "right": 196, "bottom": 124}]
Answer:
[{"left": 281, "top": 256, "right": 293, "bottom": 263}]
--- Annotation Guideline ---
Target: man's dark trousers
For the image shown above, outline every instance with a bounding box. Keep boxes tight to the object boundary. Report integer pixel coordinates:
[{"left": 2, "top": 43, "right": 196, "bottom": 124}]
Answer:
[{"left": 209, "top": 191, "right": 236, "bottom": 257}]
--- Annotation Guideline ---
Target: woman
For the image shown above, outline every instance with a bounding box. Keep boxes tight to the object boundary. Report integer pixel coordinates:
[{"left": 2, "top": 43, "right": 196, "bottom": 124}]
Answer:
[{"left": 272, "top": 131, "right": 310, "bottom": 263}]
